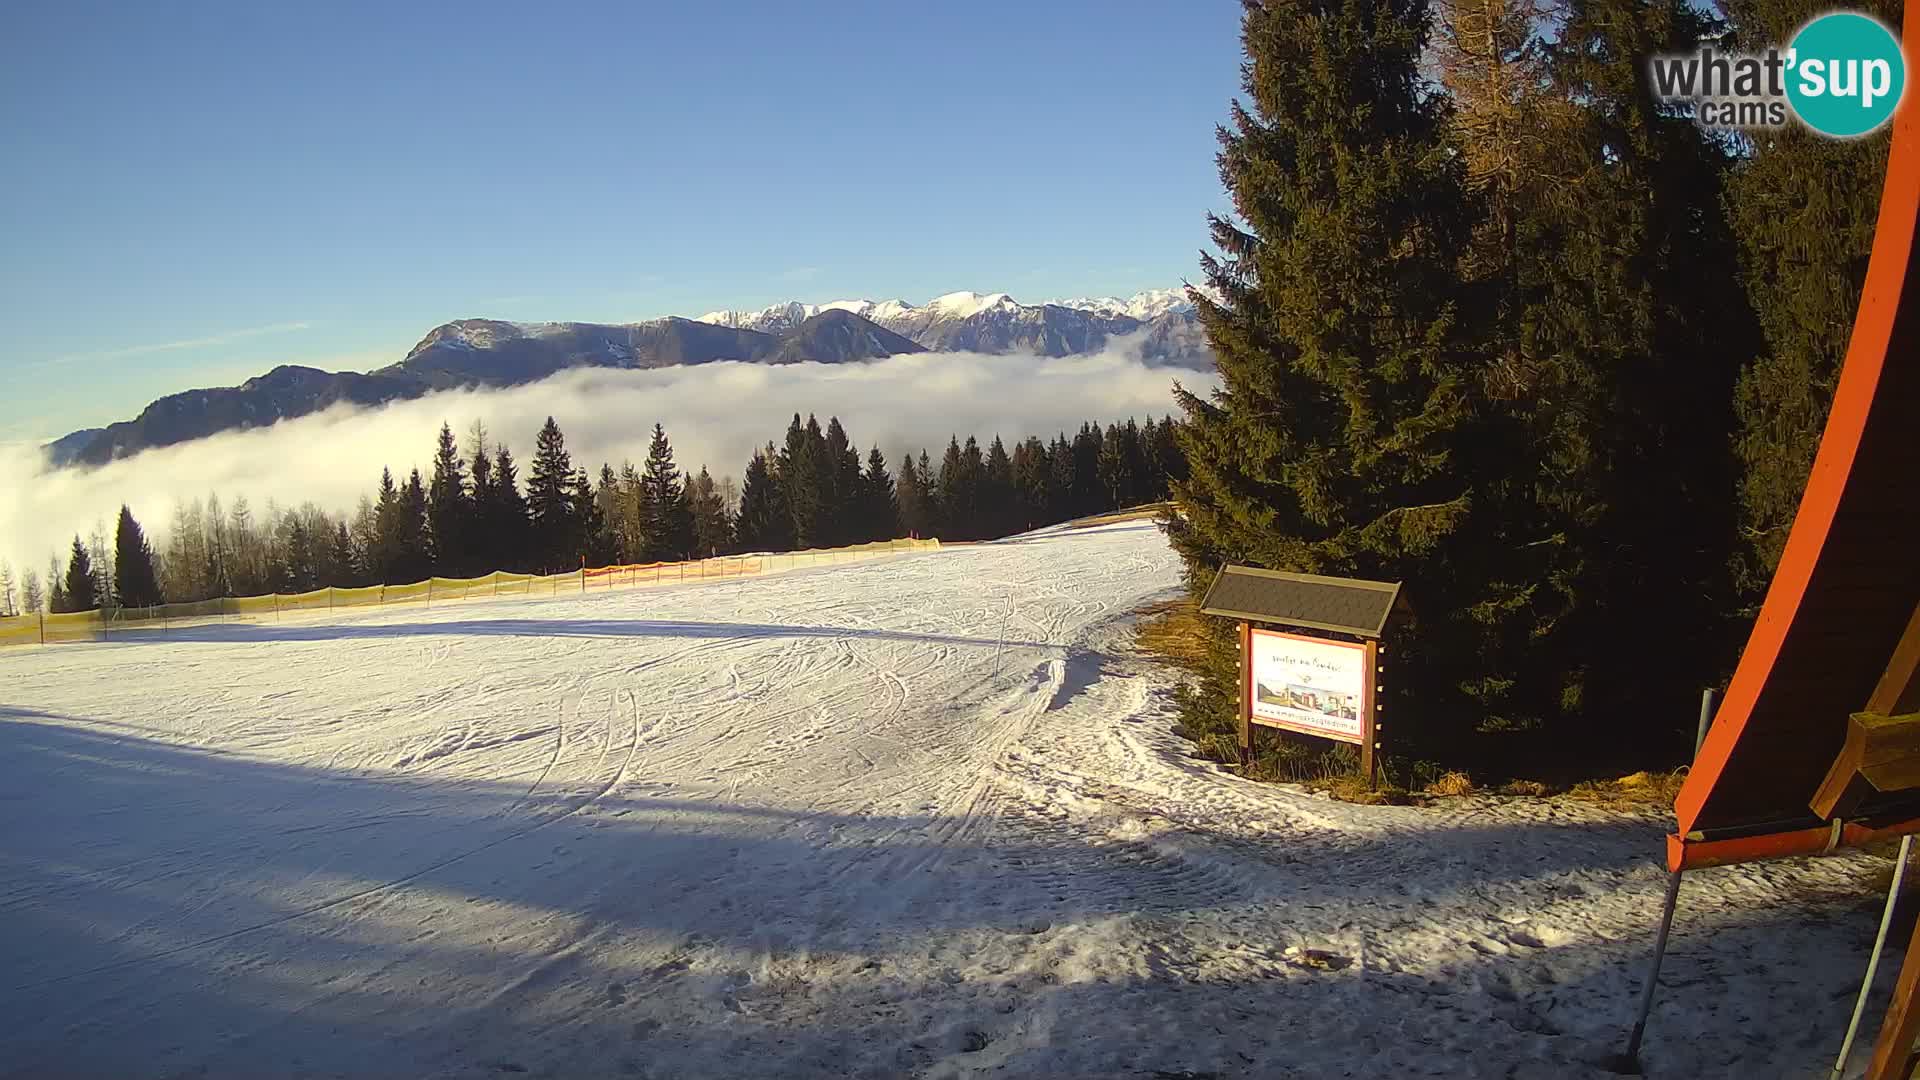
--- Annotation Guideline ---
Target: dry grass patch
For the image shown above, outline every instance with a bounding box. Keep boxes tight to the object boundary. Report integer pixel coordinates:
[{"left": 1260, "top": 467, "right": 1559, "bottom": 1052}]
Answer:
[
  {"left": 1133, "top": 597, "right": 1213, "bottom": 674},
  {"left": 1424, "top": 770, "right": 1475, "bottom": 797},
  {"left": 1566, "top": 769, "right": 1688, "bottom": 809}
]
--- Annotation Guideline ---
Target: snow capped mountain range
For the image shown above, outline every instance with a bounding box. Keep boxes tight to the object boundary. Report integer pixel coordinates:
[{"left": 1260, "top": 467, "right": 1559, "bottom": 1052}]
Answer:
[
  {"left": 50, "top": 287, "right": 1214, "bottom": 467},
  {"left": 696, "top": 288, "right": 1191, "bottom": 336}
]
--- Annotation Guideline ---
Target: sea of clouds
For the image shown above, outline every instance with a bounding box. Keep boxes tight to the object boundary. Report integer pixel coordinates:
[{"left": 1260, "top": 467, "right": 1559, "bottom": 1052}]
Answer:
[{"left": 0, "top": 349, "right": 1218, "bottom": 572}]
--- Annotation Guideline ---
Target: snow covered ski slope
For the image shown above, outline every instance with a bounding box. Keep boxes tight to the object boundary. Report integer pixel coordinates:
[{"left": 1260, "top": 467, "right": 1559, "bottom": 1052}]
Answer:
[{"left": 0, "top": 521, "right": 1894, "bottom": 1078}]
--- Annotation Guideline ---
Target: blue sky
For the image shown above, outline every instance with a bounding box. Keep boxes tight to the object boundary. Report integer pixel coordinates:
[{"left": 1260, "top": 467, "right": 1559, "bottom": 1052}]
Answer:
[{"left": 0, "top": 1, "right": 1243, "bottom": 440}]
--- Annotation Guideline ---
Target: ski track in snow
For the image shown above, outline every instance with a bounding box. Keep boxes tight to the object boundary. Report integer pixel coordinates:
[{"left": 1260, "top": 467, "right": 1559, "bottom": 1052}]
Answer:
[{"left": 0, "top": 520, "right": 1895, "bottom": 1079}]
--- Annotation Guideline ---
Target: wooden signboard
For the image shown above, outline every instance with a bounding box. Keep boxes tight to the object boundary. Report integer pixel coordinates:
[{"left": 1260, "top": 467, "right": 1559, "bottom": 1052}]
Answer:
[
  {"left": 1202, "top": 565, "right": 1402, "bottom": 788},
  {"left": 1243, "top": 625, "right": 1379, "bottom": 784}
]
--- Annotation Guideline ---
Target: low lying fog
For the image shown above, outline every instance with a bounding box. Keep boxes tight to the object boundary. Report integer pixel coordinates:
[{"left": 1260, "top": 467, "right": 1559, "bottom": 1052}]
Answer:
[{"left": 1, "top": 349, "right": 1218, "bottom": 569}]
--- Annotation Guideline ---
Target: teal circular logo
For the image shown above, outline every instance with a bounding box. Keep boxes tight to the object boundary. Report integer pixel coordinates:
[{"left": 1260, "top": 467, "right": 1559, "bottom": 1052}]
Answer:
[{"left": 1787, "top": 13, "right": 1907, "bottom": 137}]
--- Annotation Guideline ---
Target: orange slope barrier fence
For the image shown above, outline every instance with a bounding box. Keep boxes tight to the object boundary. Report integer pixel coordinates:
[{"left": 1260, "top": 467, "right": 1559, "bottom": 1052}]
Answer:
[{"left": 0, "top": 537, "right": 941, "bottom": 647}]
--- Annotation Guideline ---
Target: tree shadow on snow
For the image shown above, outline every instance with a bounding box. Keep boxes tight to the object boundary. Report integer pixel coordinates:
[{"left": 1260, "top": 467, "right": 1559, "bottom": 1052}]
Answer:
[
  {"left": 0, "top": 716, "right": 1885, "bottom": 1080},
  {"left": 111, "top": 617, "right": 1055, "bottom": 651}
]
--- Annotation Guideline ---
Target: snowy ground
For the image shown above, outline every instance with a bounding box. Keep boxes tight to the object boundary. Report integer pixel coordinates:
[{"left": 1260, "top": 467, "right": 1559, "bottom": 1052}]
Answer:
[{"left": 0, "top": 521, "right": 1897, "bottom": 1079}]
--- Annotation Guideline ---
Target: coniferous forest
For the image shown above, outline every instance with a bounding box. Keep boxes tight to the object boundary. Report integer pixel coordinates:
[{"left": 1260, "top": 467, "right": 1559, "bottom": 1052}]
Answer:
[
  {"left": 1163, "top": 0, "right": 1899, "bottom": 775},
  {"left": 7, "top": 414, "right": 1182, "bottom": 618}
]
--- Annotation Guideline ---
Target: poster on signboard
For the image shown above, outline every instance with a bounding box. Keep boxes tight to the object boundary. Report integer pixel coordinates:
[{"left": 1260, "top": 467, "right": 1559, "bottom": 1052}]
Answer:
[{"left": 1248, "top": 628, "right": 1367, "bottom": 743}]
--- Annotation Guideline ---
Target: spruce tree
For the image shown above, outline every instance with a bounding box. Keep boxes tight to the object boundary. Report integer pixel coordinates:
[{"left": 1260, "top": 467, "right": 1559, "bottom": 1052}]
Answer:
[
  {"left": 821, "top": 417, "right": 862, "bottom": 547},
  {"left": 113, "top": 505, "right": 163, "bottom": 608},
  {"left": 23, "top": 569, "right": 43, "bottom": 616},
  {"left": 936, "top": 437, "right": 967, "bottom": 540},
  {"left": 688, "top": 466, "right": 734, "bottom": 557},
  {"left": 1725, "top": 0, "right": 1901, "bottom": 595},
  {"left": 779, "top": 414, "right": 825, "bottom": 547},
  {"left": 373, "top": 467, "right": 403, "bottom": 581},
  {"left": 1012, "top": 436, "right": 1051, "bottom": 530},
  {"left": 1501, "top": 0, "right": 1756, "bottom": 727},
  {"left": 491, "top": 446, "right": 530, "bottom": 571},
  {"left": 1070, "top": 423, "right": 1103, "bottom": 518},
  {"left": 895, "top": 453, "right": 930, "bottom": 538},
  {"left": 330, "top": 522, "right": 357, "bottom": 586},
  {"left": 64, "top": 535, "right": 98, "bottom": 612},
  {"left": 427, "top": 422, "right": 469, "bottom": 575},
  {"left": 861, "top": 447, "right": 899, "bottom": 540},
  {"left": 639, "top": 424, "right": 692, "bottom": 561},
  {"left": 983, "top": 436, "right": 1015, "bottom": 537},
  {"left": 1047, "top": 434, "right": 1075, "bottom": 521},
  {"left": 1168, "top": 0, "right": 1482, "bottom": 744},
  {"left": 736, "top": 447, "right": 794, "bottom": 552},
  {"left": 570, "top": 467, "right": 605, "bottom": 566},
  {"left": 527, "top": 417, "right": 575, "bottom": 571},
  {"left": 400, "top": 470, "right": 431, "bottom": 582}
]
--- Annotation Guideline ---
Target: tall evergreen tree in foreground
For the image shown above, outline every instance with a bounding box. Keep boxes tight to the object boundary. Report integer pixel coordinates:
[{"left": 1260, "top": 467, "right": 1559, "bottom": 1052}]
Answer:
[
  {"left": 527, "top": 417, "right": 575, "bottom": 570},
  {"left": 639, "top": 423, "right": 692, "bottom": 561},
  {"left": 736, "top": 446, "right": 794, "bottom": 552},
  {"left": 1167, "top": 0, "right": 1479, "bottom": 749},
  {"left": 63, "top": 535, "right": 98, "bottom": 613},
  {"left": 113, "top": 505, "right": 163, "bottom": 608},
  {"left": 861, "top": 446, "right": 898, "bottom": 541},
  {"left": 1725, "top": 0, "right": 1901, "bottom": 596},
  {"left": 427, "top": 422, "right": 470, "bottom": 575}
]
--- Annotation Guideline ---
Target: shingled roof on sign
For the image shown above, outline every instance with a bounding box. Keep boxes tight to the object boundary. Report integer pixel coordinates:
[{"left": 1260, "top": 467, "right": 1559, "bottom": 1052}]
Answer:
[{"left": 1198, "top": 565, "right": 1403, "bottom": 639}]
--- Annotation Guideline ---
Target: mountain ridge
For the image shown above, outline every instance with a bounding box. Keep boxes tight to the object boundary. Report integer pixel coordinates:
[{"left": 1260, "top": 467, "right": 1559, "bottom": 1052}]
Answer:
[{"left": 49, "top": 288, "right": 1208, "bottom": 467}]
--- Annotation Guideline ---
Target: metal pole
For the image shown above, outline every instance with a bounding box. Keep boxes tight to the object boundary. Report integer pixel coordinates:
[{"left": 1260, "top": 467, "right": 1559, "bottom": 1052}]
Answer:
[
  {"left": 1622, "top": 687, "right": 1717, "bottom": 1067},
  {"left": 1835, "top": 834, "right": 1915, "bottom": 1079}
]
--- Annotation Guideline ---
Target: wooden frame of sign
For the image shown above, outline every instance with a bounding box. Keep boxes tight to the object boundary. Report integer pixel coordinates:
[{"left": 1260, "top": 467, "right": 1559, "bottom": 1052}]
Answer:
[
  {"left": 1201, "top": 565, "right": 1404, "bottom": 790},
  {"left": 1240, "top": 624, "right": 1381, "bottom": 787}
]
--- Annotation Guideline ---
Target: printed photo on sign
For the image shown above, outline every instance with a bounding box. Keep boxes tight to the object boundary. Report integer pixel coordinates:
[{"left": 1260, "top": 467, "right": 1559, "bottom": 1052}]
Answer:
[{"left": 1249, "top": 630, "right": 1365, "bottom": 741}]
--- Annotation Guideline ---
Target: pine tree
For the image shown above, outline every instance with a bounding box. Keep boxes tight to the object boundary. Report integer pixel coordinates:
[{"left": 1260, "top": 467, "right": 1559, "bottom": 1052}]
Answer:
[
  {"left": 113, "top": 505, "right": 163, "bottom": 608},
  {"left": 736, "top": 446, "right": 794, "bottom": 552},
  {"left": 23, "top": 569, "right": 43, "bottom": 616},
  {"left": 861, "top": 447, "right": 899, "bottom": 541},
  {"left": 64, "top": 535, "right": 98, "bottom": 612},
  {"left": 0, "top": 559, "right": 14, "bottom": 618},
  {"left": 427, "top": 422, "right": 470, "bottom": 575},
  {"left": 527, "top": 417, "right": 575, "bottom": 571},
  {"left": 1167, "top": 0, "right": 1480, "bottom": 745}
]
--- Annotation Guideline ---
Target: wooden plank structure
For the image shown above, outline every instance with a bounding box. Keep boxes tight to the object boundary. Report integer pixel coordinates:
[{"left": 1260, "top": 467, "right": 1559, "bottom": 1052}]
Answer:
[
  {"left": 1200, "top": 566, "right": 1404, "bottom": 787},
  {"left": 1638, "top": 17, "right": 1920, "bottom": 1073}
]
